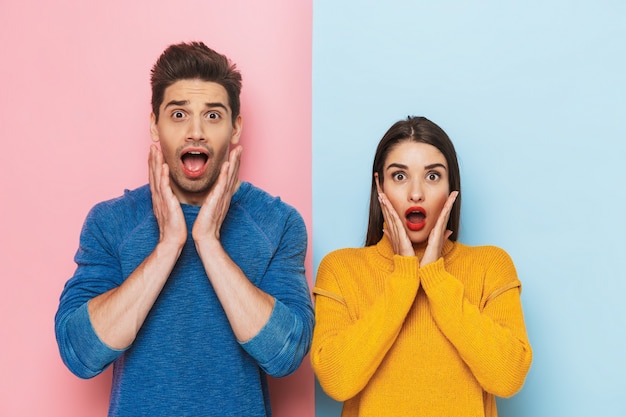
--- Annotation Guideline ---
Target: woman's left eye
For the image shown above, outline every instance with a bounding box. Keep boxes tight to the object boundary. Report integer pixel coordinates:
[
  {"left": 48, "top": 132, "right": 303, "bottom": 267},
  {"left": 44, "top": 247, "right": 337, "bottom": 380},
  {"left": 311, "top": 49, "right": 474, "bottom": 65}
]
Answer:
[{"left": 427, "top": 172, "right": 440, "bottom": 181}]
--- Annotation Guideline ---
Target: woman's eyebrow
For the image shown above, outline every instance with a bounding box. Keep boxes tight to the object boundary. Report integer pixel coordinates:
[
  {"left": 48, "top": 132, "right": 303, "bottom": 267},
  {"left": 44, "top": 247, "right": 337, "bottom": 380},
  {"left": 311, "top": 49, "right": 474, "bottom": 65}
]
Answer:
[
  {"left": 425, "top": 163, "right": 447, "bottom": 171},
  {"left": 385, "top": 162, "right": 408, "bottom": 171},
  {"left": 386, "top": 162, "right": 447, "bottom": 171}
]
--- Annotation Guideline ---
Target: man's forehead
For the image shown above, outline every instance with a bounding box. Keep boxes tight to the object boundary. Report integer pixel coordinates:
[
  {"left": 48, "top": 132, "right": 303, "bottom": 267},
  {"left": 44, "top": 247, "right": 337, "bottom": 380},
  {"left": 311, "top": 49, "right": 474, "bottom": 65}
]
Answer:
[{"left": 162, "top": 80, "right": 230, "bottom": 110}]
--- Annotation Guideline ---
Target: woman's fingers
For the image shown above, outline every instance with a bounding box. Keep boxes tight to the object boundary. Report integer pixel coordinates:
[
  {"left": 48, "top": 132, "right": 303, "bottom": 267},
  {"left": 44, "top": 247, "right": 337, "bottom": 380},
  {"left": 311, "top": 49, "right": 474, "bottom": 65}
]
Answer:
[
  {"left": 422, "top": 191, "right": 459, "bottom": 266},
  {"left": 378, "top": 192, "right": 413, "bottom": 256}
]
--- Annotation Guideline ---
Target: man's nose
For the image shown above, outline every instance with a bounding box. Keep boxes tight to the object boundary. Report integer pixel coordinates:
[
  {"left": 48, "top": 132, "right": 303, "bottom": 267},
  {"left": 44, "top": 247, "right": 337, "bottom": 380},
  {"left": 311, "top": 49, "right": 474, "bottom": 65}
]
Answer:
[{"left": 187, "top": 117, "right": 205, "bottom": 141}]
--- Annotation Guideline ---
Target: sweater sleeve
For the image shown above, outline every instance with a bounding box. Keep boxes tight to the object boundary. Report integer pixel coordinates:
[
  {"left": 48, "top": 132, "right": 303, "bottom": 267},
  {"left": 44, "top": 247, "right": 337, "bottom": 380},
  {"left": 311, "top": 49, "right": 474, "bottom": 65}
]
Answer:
[
  {"left": 57, "top": 302, "right": 125, "bottom": 378},
  {"left": 239, "top": 210, "right": 314, "bottom": 378},
  {"left": 54, "top": 205, "right": 128, "bottom": 378},
  {"left": 419, "top": 249, "right": 532, "bottom": 398},
  {"left": 310, "top": 253, "right": 419, "bottom": 401}
]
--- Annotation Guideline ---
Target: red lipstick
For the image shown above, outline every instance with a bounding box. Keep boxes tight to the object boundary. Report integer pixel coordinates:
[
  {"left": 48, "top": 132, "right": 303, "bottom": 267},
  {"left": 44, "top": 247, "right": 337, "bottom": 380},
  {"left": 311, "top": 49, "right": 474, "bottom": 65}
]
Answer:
[{"left": 405, "top": 206, "right": 427, "bottom": 231}]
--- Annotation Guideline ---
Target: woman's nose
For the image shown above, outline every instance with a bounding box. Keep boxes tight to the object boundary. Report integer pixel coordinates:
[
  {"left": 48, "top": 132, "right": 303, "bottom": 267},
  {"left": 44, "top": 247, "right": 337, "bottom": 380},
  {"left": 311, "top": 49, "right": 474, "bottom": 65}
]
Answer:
[{"left": 409, "top": 181, "right": 424, "bottom": 202}]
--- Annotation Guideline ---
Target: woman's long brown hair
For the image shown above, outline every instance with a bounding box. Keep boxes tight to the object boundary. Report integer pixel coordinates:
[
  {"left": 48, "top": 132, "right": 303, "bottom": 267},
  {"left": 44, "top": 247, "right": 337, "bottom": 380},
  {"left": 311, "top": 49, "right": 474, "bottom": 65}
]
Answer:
[{"left": 365, "top": 116, "right": 462, "bottom": 246}]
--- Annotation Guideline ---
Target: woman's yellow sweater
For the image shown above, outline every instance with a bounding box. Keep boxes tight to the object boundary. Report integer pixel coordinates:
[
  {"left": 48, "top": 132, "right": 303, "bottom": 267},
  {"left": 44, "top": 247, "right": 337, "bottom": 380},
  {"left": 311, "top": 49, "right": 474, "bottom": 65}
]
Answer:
[{"left": 311, "top": 237, "right": 532, "bottom": 417}]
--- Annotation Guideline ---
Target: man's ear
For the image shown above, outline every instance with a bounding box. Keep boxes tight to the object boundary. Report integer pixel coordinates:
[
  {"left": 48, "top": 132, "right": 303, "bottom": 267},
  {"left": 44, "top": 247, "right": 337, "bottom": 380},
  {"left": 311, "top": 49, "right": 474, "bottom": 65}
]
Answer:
[
  {"left": 230, "top": 114, "right": 243, "bottom": 145},
  {"left": 149, "top": 113, "right": 159, "bottom": 142}
]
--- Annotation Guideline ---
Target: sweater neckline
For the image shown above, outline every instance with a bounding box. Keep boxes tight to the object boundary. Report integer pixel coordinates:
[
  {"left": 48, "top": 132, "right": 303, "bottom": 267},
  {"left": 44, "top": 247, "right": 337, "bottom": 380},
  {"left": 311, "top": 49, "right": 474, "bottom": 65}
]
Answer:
[
  {"left": 179, "top": 181, "right": 250, "bottom": 211},
  {"left": 375, "top": 234, "right": 456, "bottom": 263}
]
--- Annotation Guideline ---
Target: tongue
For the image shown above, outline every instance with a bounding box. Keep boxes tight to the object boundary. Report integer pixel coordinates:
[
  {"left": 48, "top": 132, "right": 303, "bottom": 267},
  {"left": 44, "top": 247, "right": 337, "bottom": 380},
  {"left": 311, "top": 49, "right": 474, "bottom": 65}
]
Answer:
[
  {"left": 183, "top": 155, "right": 206, "bottom": 172},
  {"left": 407, "top": 212, "right": 425, "bottom": 224}
]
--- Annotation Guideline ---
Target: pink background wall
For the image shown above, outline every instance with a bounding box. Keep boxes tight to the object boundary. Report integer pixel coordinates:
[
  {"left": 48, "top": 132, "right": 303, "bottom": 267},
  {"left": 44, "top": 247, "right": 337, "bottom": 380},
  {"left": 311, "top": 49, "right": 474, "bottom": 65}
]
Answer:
[{"left": 0, "top": 1, "right": 313, "bottom": 416}]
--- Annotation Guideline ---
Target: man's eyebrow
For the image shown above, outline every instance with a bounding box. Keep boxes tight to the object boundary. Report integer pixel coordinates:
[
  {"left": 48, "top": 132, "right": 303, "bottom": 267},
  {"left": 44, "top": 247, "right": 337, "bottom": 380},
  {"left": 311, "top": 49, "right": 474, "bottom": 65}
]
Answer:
[
  {"left": 164, "top": 100, "right": 189, "bottom": 109},
  {"left": 204, "top": 102, "right": 229, "bottom": 111},
  {"left": 163, "top": 100, "right": 229, "bottom": 112}
]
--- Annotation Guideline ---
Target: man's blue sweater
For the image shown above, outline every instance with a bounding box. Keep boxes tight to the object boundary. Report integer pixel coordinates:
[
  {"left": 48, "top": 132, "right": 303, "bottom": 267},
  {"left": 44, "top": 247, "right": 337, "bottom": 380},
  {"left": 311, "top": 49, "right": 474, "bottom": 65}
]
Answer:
[{"left": 55, "top": 182, "right": 314, "bottom": 416}]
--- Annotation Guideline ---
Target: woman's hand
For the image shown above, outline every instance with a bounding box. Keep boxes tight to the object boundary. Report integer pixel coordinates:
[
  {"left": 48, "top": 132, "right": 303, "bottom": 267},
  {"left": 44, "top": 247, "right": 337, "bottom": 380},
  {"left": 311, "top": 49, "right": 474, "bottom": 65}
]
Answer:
[
  {"left": 420, "top": 191, "right": 459, "bottom": 267},
  {"left": 376, "top": 175, "right": 414, "bottom": 257},
  {"left": 378, "top": 192, "right": 416, "bottom": 257}
]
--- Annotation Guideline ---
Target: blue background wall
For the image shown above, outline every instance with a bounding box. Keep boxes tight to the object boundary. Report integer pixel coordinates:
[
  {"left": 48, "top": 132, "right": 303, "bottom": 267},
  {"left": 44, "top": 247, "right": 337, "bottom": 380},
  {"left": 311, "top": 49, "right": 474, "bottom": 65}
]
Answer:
[{"left": 312, "top": 1, "right": 626, "bottom": 416}]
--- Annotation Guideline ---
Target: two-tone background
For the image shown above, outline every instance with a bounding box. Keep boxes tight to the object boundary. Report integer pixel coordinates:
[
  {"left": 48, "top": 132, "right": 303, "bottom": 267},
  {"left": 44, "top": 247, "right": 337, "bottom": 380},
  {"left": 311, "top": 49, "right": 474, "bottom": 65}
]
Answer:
[{"left": 1, "top": 1, "right": 625, "bottom": 416}]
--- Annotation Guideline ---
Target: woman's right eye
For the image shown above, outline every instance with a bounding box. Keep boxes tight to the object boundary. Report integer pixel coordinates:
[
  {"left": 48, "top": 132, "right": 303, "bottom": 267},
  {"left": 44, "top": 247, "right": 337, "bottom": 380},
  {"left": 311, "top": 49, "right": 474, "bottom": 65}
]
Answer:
[{"left": 392, "top": 172, "right": 406, "bottom": 181}]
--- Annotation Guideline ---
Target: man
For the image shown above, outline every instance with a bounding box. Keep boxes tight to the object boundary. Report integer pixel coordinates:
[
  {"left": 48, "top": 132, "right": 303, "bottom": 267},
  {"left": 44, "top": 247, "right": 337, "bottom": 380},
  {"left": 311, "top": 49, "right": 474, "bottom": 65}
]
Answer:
[{"left": 55, "top": 41, "right": 314, "bottom": 416}]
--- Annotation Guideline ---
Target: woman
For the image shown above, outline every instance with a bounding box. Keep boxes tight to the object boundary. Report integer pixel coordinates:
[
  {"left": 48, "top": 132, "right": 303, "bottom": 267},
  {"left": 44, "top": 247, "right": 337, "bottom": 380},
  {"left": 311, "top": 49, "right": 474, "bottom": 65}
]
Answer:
[{"left": 311, "top": 116, "right": 532, "bottom": 416}]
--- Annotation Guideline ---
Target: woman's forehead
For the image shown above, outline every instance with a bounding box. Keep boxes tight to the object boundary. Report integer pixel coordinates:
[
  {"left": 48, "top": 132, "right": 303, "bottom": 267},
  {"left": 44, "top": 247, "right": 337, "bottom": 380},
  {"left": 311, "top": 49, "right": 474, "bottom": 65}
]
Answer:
[{"left": 385, "top": 141, "right": 447, "bottom": 168}]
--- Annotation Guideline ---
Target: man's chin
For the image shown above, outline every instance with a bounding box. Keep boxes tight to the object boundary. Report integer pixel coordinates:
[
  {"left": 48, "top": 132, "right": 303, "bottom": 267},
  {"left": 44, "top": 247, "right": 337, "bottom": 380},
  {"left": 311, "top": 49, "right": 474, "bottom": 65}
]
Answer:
[{"left": 170, "top": 174, "right": 218, "bottom": 203}]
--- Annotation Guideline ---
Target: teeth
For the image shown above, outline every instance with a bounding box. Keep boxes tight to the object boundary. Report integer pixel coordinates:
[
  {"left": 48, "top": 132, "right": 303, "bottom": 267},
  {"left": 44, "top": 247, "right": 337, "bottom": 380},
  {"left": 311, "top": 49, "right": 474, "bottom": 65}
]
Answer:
[{"left": 189, "top": 151, "right": 201, "bottom": 155}]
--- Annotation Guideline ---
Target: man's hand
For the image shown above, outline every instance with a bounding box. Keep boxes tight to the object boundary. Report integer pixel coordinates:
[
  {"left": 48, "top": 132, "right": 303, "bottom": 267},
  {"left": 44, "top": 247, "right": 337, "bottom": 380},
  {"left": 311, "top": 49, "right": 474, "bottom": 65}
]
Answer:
[
  {"left": 86, "top": 146, "right": 190, "bottom": 350},
  {"left": 192, "top": 145, "right": 242, "bottom": 244},
  {"left": 190, "top": 145, "right": 274, "bottom": 343},
  {"left": 149, "top": 145, "right": 187, "bottom": 248}
]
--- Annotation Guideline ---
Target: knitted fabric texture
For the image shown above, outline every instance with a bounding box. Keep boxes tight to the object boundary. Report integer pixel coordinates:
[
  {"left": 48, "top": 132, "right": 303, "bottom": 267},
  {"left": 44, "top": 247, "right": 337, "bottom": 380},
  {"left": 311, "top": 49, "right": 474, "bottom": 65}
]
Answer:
[
  {"left": 55, "top": 182, "right": 314, "bottom": 417},
  {"left": 311, "top": 237, "right": 532, "bottom": 417}
]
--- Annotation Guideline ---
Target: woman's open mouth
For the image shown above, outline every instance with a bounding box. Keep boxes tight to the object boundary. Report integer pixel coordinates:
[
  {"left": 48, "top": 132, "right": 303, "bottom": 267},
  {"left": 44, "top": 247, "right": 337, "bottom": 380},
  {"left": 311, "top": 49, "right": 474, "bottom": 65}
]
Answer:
[{"left": 405, "top": 206, "right": 426, "bottom": 231}]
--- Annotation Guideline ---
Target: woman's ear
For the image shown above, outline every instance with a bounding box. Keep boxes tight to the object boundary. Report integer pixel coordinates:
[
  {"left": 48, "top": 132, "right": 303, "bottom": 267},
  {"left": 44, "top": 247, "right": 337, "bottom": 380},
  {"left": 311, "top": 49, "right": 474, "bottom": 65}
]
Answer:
[{"left": 375, "top": 172, "right": 383, "bottom": 194}]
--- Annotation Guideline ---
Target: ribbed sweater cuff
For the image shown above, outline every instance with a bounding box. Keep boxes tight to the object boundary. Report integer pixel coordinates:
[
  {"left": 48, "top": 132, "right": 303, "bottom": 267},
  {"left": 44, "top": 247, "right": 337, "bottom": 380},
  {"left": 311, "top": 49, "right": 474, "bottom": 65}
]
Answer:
[
  {"left": 392, "top": 255, "right": 419, "bottom": 280},
  {"left": 66, "top": 302, "right": 125, "bottom": 376},
  {"left": 240, "top": 300, "right": 296, "bottom": 372},
  {"left": 418, "top": 257, "right": 448, "bottom": 290}
]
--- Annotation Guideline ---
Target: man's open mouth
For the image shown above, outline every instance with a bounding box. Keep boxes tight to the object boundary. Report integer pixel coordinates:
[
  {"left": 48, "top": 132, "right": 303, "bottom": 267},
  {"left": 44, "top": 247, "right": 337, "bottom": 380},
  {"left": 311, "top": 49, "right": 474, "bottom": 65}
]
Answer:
[{"left": 180, "top": 148, "right": 210, "bottom": 177}]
